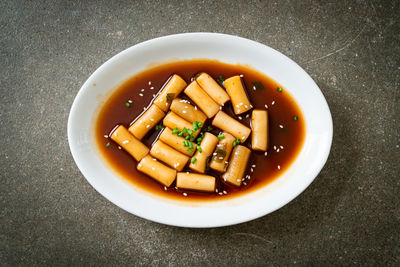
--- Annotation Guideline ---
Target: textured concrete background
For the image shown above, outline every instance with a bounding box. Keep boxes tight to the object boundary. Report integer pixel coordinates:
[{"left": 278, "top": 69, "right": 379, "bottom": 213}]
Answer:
[{"left": 1, "top": 0, "right": 399, "bottom": 265}]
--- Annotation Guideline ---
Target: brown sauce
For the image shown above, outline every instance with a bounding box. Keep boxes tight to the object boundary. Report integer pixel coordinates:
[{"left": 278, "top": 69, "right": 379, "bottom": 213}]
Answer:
[{"left": 95, "top": 59, "right": 305, "bottom": 201}]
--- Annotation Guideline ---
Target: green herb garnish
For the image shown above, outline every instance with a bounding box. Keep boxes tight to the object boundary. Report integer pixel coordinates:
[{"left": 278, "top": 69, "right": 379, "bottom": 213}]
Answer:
[
  {"left": 166, "top": 93, "right": 175, "bottom": 103},
  {"left": 106, "top": 142, "right": 111, "bottom": 147},
  {"left": 183, "top": 140, "right": 189, "bottom": 147},
  {"left": 277, "top": 87, "right": 283, "bottom": 92},
  {"left": 233, "top": 138, "right": 241, "bottom": 147},
  {"left": 188, "top": 148, "right": 193, "bottom": 154},
  {"left": 188, "top": 141, "right": 193, "bottom": 149},
  {"left": 125, "top": 101, "right": 131, "bottom": 108},
  {"left": 185, "top": 135, "right": 190, "bottom": 140},
  {"left": 293, "top": 115, "right": 298, "bottom": 121},
  {"left": 216, "top": 74, "right": 225, "bottom": 87},
  {"left": 252, "top": 81, "right": 265, "bottom": 91},
  {"left": 197, "top": 146, "right": 202, "bottom": 153},
  {"left": 217, "top": 134, "right": 225, "bottom": 140},
  {"left": 191, "top": 157, "right": 197, "bottom": 164},
  {"left": 172, "top": 127, "right": 180, "bottom": 134},
  {"left": 155, "top": 124, "right": 163, "bottom": 131}
]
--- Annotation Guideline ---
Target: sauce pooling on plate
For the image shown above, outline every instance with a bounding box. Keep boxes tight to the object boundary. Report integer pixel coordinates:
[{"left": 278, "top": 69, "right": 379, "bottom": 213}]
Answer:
[{"left": 95, "top": 59, "right": 305, "bottom": 201}]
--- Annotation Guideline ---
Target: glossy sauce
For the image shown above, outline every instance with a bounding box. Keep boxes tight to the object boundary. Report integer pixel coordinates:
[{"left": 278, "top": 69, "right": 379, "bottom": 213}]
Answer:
[{"left": 95, "top": 59, "right": 305, "bottom": 201}]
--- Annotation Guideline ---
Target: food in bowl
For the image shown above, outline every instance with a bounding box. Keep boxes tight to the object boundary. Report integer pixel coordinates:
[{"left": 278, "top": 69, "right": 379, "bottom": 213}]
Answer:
[{"left": 95, "top": 59, "right": 305, "bottom": 201}]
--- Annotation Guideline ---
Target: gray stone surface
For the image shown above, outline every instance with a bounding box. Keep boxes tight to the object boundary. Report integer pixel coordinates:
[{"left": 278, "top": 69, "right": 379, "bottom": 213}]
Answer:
[{"left": 1, "top": 0, "right": 399, "bottom": 265}]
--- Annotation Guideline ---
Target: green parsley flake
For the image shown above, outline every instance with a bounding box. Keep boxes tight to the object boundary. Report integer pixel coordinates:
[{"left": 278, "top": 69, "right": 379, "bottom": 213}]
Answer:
[
  {"left": 217, "top": 134, "right": 225, "bottom": 140},
  {"left": 191, "top": 157, "right": 197, "bottom": 164}
]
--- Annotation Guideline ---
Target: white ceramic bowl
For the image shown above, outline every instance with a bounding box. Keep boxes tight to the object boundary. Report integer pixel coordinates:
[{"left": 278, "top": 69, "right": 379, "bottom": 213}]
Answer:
[{"left": 68, "top": 33, "right": 333, "bottom": 228}]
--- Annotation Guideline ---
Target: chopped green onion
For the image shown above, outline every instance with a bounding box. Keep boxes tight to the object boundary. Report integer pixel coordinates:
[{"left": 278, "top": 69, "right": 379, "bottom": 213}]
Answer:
[
  {"left": 125, "top": 101, "right": 131, "bottom": 108},
  {"left": 252, "top": 81, "right": 265, "bottom": 91},
  {"left": 188, "top": 141, "right": 193, "bottom": 149},
  {"left": 293, "top": 115, "right": 298, "bottom": 121},
  {"left": 106, "top": 142, "right": 111, "bottom": 147},
  {"left": 190, "top": 136, "right": 195, "bottom": 142},
  {"left": 178, "top": 131, "right": 184, "bottom": 137},
  {"left": 197, "top": 121, "right": 203, "bottom": 127},
  {"left": 183, "top": 140, "right": 189, "bottom": 147},
  {"left": 188, "top": 148, "right": 193, "bottom": 154},
  {"left": 187, "top": 129, "right": 194, "bottom": 135},
  {"left": 181, "top": 128, "right": 188, "bottom": 134},
  {"left": 172, "top": 128, "right": 180, "bottom": 134},
  {"left": 185, "top": 135, "right": 190, "bottom": 140},
  {"left": 197, "top": 146, "right": 202, "bottom": 153},
  {"left": 217, "top": 134, "right": 225, "bottom": 140},
  {"left": 233, "top": 138, "right": 241, "bottom": 147},
  {"left": 191, "top": 157, "right": 197, "bottom": 164},
  {"left": 155, "top": 124, "right": 163, "bottom": 131},
  {"left": 166, "top": 93, "right": 175, "bottom": 103},
  {"left": 216, "top": 74, "right": 225, "bottom": 87},
  {"left": 277, "top": 87, "right": 283, "bottom": 92}
]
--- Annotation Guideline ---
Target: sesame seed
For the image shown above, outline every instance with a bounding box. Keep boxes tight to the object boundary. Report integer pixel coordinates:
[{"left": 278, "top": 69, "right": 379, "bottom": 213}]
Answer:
[
  {"left": 143, "top": 107, "right": 146, "bottom": 110},
  {"left": 237, "top": 179, "right": 241, "bottom": 182},
  {"left": 182, "top": 110, "right": 187, "bottom": 114},
  {"left": 146, "top": 125, "right": 150, "bottom": 128},
  {"left": 150, "top": 86, "right": 154, "bottom": 90},
  {"left": 276, "top": 148, "right": 280, "bottom": 152},
  {"left": 274, "top": 145, "right": 277, "bottom": 150},
  {"left": 280, "top": 145, "right": 284, "bottom": 149},
  {"left": 253, "top": 86, "right": 256, "bottom": 90},
  {"left": 219, "top": 157, "right": 224, "bottom": 160},
  {"left": 139, "top": 93, "right": 143, "bottom": 97},
  {"left": 104, "top": 135, "right": 108, "bottom": 138},
  {"left": 118, "top": 146, "right": 122, "bottom": 150},
  {"left": 141, "top": 89, "right": 145, "bottom": 92},
  {"left": 219, "top": 106, "right": 222, "bottom": 110},
  {"left": 223, "top": 190, "right": 227, "bottom": 194},
  {"left": 241, "top": 136, "right": 245, "bottom": 140},
  {"left": 236, "top": 104, "right": 240, "bottom": 108},
  {"left": 213, "top": 153, "right": 217, "bottom": 156},
  {"left": 251, "top": 168, "right": 254, "bottom": 172},
  {"left": 219, "top": 192, "right": 223, "bottom": 195},
  {"left": 235, "top": 152, "right": 239, "bottom": 155},
  {"left": 152, "top": 158, "right": 157, "bottom": 161},
  {"left": 138, "top": 163, "right": 142, "bottom": 167},
  {"left": 148, "top": 81, "right": 151, "bottom": 85},
  {"left": 186, "top": 172, "right": 189, "bottom": 174},
  {"left": 221, "top": 103, "right": 224, "bottom": 106},
  {"left": 272, "top": 101, "right": 275, "bottom": 105},
  {"left": 250, "top": 104, "right": 253, "bottom": 108},
  {"left": 176, "top": 163, "right": 180, "bottom": 166},
  {"left": 244, "top": 105, "right": 248, "bottom": 108},
  {"left": 128, "top": 100, "right": 133, "bottom": 103},
  {"left": 277, "top": 165, "right": 281, "bottom": 170},
  {"left": 246, "top": 114, "right": 249, "bottom": 118},
  {"left": 265, "top": 104, "right": 268, "bottom": 109},
  {"left": 240, "top": 74, "right": 244, "bottom": 77},
  {"left": 264, "top": 152, "right": 268, "bottom": 156},
  {"left": 215, "top": 188, "right": 218, "bottom": 192},
  {"left": 225, "top": 161, "right": 229, "bottom": 164},
  {"left": 243, "top": 182, "right": 247, "bottom": 185},
  {"left": 252, "top": 164, "right": 256, "bottom": 168},
  {"left": 183, "top": 193, "right": 187, "bottom": 196},
  {"left": 153, "top": 94, "right": 156, "bottom": 97},
  {"left": 122, "top": 140, "right": 129, "bottom": 144},
  {"left": 174, "top": 186, "right": 178, "bottom": 189},
  {"left": 279, "top": 125, "right": 283, "bottom": 128},
  {"left": 164, "top": 186, "right": 167, "bottom": 191},
  {"left": 194, "top": 106, "right": 197, "bottom": 110},
  {"left": 238, "top": 116, "right": 242, "bottom": 120},
  {"left": 224, "top": 178, "right": 227, "bottom": 182},
  {"left": 165, "top": 102, "right": 168, "bottom": 106}
]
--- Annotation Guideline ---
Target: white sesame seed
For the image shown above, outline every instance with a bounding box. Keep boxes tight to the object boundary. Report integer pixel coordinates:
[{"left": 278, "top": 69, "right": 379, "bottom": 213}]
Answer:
[
  {"left": 251, "top": 168, "right": 254, "bottom": 172},
  {"left": 280, "top": 145, "right": 284, "bottom": 149},
  {"left": 219, "top": 106, "right": 222, "bottom": 110},
  {"left": 128, "top": 100, "right": 133, "bottom": 103},
  {"left": 153, "top": 94, "right": 156, "bottom": 97},
  {"left": 238, "top": 116, "right": 242, "bottom": 120},
  {"left": 152, "top": 158, "right": 157, "bottom": 161},
  {"left": 141, "top": 88, "right": 145, "bottom": 92},
  {"left": 236, "top": 104, "right": 240, "bottom": 108},
  {"left": 165, "top": 102, "right": 168, "bottom": 106},
  {"left": 164, "top": 186, "right": 167, "bottom": 191},
  {"left": 239, "top": 102, "right": 243, "bottom": 106},
  {"left": 246, "top": 114, "right": 249, "bottom": 118},
  {"left": 240, "top": 74, "right": 244, "bottom": 77},
  {"left": 213, "top": 152, "right": 217, "bottom": 156},
  {"left": 253, "top": 86, "right": 256, "bottom": 90},
  {"left": 250, "top": 104, "right": 253, "bottom": 108},
  {"left": 215, "top": 188, "right": 218, "bottom": 192},
  {"left": 252, "top": 164, "right": 256, "bottom": 168},
  {"left": 183, "top": 193, "right": 187, "bottom": 196},
  {"left": 237, "top": 179, "right": 241, "bottom": 182},
  {"left": 264, "top": 152, "right": 268, "bottom": 156},
  {"left": 219, "top": 157, "right": 224, "bottom": 160},
  {"left": 194, "top": 106, "right": 197, "bottom": 110},
  {"left": 279, "top": 125, "right": 283, "bottom": 128},
  {"left": 221, "top": 103, "right": 224, "bottom": 106},
  {"left": 224, "top": 178, "right": 227, "bottom": 182},
  {"left": 225, "top": 161, "right": 229, "bottom": 164},
  {"left": 223, "top": 190, "right": 227, "bottom": 194},
  {"left": 174, "top": 186, "right": 178, "bottom": 189},
  {"left": 235, "top": 152, "right": 239, "bottom": 155},
  {"left": 182, "top": 110, "right": 187, "bottom": 114},
  {"left": 274, "top": 145, "right": 277, "bottom": 150},
  {"left": 265, "top": 104, "right": 268, "bottom": 109},
  {"left": 143, "top": 107, "right": 146, "bottom": 110},
  {"left": 186, "top": 172, "right": 189, "bottom": 174},
  {"left": 272, "top": 101, "right": 275, "bottom": 105},
  {"left": 148, "top": 81, "right": 151, "bottom": 85},
  {"left": 276, "top": 148, "right": 280, "bottom": 152},
  {"left": 219, "top": 192, "right": 223, "bottom": 195},
  {"left": 146, "top": 125, "right": 150, "bottom": 128},
  {"left": 244, "top": 105, "right": 248, "bottom": 108},
  {"left": 277, "top": 165, "right": 281, "bottom": 170},
  {"left": 150, "top": 86, "right": 154, "bottom": 90},
  {"left": 241, "top": 136, "right": 245, "bottom": 140},
  {"left": 122, "top": 140, "right": 129, "bottom": 144},
  {"left": 104, "top": 135, "right": 108, "bottom": 138},
  {"left": 138, "top": 163, "right": 142, "bottom": 167},
  {"left": 118, "top": 146, "right": 122, "bottom": 150},
  {"left": 176, "top": 163, "right": 180, "bottom": 166},
  {"left": 243, "top": 182, "right": 247, "bottom": 185},
  {"left": 139, "top": 93, "right": 143, "bottom": 97}
]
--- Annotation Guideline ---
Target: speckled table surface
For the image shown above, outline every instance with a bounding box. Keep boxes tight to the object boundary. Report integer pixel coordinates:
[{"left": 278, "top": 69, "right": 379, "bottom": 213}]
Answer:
[{"left": 1, "top": 0, "right": 399, "bottom": 265}]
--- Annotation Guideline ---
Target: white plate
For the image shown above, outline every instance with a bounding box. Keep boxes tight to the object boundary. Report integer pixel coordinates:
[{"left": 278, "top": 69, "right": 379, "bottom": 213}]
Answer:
[{"left": 68, "top": 33, "right": 333, "bottom": 228}]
